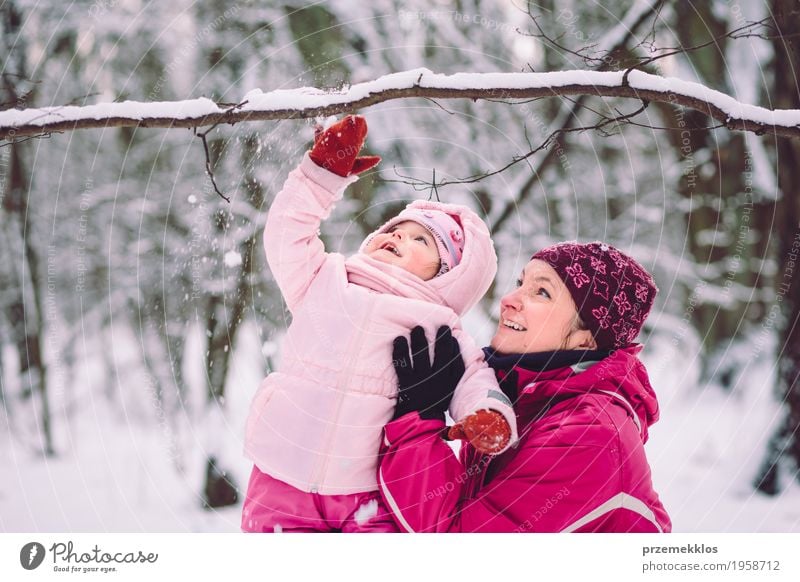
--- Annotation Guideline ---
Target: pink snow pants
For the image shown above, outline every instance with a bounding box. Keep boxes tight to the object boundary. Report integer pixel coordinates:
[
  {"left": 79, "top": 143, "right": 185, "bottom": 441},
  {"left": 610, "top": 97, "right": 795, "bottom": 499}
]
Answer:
[{"left": 241, "top": 466, "right": 399, "bottom": 533}]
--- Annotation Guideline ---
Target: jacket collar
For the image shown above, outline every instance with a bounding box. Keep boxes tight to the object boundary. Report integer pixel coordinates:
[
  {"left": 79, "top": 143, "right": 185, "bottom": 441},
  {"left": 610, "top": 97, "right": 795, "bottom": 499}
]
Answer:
[
  {"left": 483, "top": 347, "right": 613, "bottom": 373},
  {"left": 484, "top": 344, "right": 660, "bottom": 441}
]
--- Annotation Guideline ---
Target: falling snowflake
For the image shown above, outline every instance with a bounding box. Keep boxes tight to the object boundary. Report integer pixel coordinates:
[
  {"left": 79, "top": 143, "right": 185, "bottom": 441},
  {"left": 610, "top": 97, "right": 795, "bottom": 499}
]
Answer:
[
  {"left": 224, "top": 250, "right": 242, "bottom": 267},
  {"left": 261, "top": 341, "right": 278, "bottom": 357}
]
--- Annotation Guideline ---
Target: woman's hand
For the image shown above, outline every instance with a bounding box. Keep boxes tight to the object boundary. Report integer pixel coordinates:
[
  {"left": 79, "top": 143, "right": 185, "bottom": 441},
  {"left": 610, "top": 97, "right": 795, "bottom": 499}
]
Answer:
[
  {"left": 392, "top": 326, "right": 465, "bottom": 421},
  {"left": 309, "top": 115, "right": 381, "bottom": 177}
]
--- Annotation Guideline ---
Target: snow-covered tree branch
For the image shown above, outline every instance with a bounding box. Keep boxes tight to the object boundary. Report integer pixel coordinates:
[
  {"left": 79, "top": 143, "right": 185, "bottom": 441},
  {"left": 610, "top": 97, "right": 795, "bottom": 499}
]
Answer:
[{"left": 2, "top": 67, "right": 800, "bottom": 142}]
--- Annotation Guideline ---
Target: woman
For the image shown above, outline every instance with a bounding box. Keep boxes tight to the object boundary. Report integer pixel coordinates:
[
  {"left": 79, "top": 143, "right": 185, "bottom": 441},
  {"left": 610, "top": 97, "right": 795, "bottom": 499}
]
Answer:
[{"left": 378, "top": 242, "right": 672, "bottom": 532}]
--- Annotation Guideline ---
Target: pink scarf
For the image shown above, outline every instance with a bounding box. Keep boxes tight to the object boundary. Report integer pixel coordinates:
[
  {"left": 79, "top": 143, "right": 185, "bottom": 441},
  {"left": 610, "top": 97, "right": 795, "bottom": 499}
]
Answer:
[{"left": 345, "top": 253, "right": 445, "bottom": 306}]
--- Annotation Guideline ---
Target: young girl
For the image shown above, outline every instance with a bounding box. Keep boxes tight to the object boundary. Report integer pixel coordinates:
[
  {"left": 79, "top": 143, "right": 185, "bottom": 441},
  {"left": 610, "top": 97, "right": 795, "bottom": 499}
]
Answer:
[{"left": 241, "top": 115, "right": 517, "bottom": 532}]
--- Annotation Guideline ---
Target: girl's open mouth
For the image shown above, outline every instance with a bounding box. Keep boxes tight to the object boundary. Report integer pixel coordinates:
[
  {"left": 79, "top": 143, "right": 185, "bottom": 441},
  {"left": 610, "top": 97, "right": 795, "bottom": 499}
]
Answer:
[{"left": 380, "top": 242, "right": 401, "bottom": 256}]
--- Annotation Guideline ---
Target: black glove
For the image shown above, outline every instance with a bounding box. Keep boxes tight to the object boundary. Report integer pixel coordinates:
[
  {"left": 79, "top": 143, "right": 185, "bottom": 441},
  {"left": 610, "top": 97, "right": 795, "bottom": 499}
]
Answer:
[{"left": 392, "top": 326, "right": 466, "bottom": 421}]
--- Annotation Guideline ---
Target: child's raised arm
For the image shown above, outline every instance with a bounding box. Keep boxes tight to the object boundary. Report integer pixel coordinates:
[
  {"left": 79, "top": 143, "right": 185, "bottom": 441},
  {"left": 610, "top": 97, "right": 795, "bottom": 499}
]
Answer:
[{"left": 263, "top": 116, "right": 380, "bottom": 312}]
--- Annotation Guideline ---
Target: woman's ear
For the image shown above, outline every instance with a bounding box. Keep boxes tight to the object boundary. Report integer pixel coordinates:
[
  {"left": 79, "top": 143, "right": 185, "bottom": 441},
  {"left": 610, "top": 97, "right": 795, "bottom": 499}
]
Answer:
[{"left": 568, "top": 329, "right": 598, "bottom": 350}]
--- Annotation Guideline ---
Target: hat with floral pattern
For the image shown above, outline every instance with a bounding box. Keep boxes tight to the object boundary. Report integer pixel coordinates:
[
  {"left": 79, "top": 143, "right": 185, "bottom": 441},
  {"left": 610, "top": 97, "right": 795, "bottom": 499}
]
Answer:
[{"left": 531, "top": 241, "right": 658, "bottom": 348}]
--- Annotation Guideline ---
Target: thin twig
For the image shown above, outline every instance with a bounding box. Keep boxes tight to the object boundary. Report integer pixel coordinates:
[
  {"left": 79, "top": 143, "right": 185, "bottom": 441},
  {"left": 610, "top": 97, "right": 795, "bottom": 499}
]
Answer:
[
  {"left": 385, "top": 101, "right": 650, "bottom": 190},
  {"left": 195, "top": 128, "right": 230, "bottom": 203},
  {"left": 429, "top": 168, "right": 440, "bottom": 201},
  {"left": 194, "top": 100, "right": 249, "bottom": 203},
  {"left": 0, "top": 131, "right": 55, "bottom": 147},
  {"left": 64, "top": 92, "right": 103, "bottom": 106},
  {"left": 422, "top": 97, "right": 458, "bottom": 115},
  {"left": 622, "top": 18, "right": 775, "bottom": 85}
]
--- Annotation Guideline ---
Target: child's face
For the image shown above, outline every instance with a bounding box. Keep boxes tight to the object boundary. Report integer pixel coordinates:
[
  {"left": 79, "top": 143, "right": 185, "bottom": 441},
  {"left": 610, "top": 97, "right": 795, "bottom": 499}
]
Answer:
[{"left": 365, "top": 221, "right": 441, "bottom": 281}]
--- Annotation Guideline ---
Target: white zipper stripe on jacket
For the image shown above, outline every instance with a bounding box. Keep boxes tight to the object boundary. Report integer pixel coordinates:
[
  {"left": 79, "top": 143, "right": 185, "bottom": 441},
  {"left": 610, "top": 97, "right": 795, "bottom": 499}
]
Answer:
[
  {"left": 596, "top": 389, "right": 643, "bottom": 436},
  {"left": 560, "top": 492, "right": 663, "bottom": 533},
  {"left": 378, "top": 466, "right": 415, "bottom": 533}
]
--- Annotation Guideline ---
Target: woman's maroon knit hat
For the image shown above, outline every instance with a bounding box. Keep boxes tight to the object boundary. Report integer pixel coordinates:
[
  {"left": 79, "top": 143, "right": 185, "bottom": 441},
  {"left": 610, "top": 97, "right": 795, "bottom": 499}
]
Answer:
[{"left": 531, "top": 241, "right": 658, "bottom": 349}]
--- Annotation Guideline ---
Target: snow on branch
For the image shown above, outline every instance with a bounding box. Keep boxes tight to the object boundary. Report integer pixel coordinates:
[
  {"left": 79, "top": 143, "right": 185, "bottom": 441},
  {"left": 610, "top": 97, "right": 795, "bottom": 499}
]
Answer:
[{"left": 1, "top": 67, "right": 799, "bottom": 142}]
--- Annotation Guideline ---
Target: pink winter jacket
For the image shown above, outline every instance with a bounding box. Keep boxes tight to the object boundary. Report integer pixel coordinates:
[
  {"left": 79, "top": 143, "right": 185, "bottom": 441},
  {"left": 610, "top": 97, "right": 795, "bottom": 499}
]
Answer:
[
  {"left": 378, "top": 345, "right": 672, "bottom": 532},
  {"left": 243, "top": 152, "right": 517, "bottom": 495}
]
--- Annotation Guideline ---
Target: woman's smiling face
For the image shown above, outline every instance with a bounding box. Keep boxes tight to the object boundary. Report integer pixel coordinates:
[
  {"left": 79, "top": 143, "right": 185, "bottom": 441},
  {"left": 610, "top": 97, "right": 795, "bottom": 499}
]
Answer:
[{"left": 490, "top": 259, "right": 597, "bottom": 354}]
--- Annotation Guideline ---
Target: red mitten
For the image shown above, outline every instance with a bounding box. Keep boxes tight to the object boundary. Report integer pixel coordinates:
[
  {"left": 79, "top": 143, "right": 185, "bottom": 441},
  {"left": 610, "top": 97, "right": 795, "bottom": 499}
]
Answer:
[
  {"left": 309, "top": 115, "right": 381, "bottom": 177},
  {"left": 448, "top": 409, "right": 511, "bottom": 454}
]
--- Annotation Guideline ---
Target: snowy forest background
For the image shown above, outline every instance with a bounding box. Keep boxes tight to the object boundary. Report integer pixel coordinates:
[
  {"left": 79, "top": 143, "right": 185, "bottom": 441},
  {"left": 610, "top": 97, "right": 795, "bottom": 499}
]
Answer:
[{"left": 2, "top": 0, "right": 800, "bottom": 532}]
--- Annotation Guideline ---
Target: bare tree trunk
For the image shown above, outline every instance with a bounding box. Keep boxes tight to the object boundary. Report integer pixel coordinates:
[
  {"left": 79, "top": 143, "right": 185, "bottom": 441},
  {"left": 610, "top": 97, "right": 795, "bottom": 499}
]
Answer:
[
  {"left": 0, "top": 333, "right": 5, "bottom": 410},
  {"left": 202, "top": 133, "right": 265, "bottom": 508},
  {"left": 754, "top": 0, "right": 800, "bottom": 495},
  {"left": 128, "top": 295, "right": 186, "bottom": 473},
  {"left": 5, "top": 141, "right": 52, "bottom": 456},
  {"left": 649, "top": 2, "right": 772, "bottom": 387},
  {"left": 1, "top": 2, "right": 53, "bottom": 455}
]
